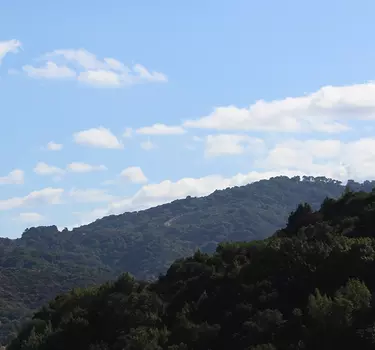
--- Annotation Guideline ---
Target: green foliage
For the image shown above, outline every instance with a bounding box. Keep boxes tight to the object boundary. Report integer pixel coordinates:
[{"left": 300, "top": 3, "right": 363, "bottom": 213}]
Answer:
[
  {"left": 2, "top": 176, "right": 375, "bottom": 347},
  {"left": 6, "top": 180, "right": 375, "bottom": 349}
]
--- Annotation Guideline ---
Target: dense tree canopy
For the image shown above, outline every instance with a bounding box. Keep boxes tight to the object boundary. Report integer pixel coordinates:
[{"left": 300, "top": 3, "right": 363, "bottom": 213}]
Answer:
[
  {"left": 8, "top": 182, "right": 375, "bottom": 349},
  {"left": 1, "top": 176, "right": 375, "bottom": 346}
]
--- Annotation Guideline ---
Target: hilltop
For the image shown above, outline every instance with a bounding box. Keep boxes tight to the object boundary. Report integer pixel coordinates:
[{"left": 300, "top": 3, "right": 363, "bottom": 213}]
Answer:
[
  {"left": 1, "top": 175, "right": 375, "bottom": 344},
  {"left": 8, "top": 180, "right": 375, "bottom": 349}
]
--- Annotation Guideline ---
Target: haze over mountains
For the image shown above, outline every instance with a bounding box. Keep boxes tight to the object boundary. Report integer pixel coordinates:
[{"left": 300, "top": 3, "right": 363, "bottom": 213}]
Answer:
[{"left": 1, "top": 175, "right": 375, "bottom": 345}]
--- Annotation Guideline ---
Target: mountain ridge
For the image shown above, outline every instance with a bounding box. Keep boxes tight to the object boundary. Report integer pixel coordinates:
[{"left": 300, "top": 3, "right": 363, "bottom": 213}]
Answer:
[
  {"left": 1, "top": 175, "right": 375, "bottom": 344},
  {"left": 7, "top": 177, "right": 375, "bottom": 350}
]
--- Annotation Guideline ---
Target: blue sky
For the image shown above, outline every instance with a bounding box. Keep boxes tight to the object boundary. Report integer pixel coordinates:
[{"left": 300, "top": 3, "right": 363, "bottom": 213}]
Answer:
[{"left": 1, "top": 0, "right": 375, "bottom": 238}]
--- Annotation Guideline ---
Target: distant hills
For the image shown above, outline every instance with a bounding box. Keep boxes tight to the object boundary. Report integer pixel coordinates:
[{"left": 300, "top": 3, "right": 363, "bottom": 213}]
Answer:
[
  {"left": 7, "top": 176, "right": 375, "bottom": 350},
  {"left": 1, "top": 175, "right": 375, "bottom": 344}
]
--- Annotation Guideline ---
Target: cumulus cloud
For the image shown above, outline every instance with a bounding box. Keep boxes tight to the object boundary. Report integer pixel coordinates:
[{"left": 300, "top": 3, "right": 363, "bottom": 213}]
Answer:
[
  {"left": 0, "top": 188, "right": 63, "bottom": 211},
  {"left": 34, "top": 162, "right": 65, "bottom": 176},
  {"left": 46, "top": 141, "right": 63, "bottom": 151},
  {"left": 0, "top": 39, "right": 21, "bottom": 64},
  {"left": 69, "top": 188, "right": 115, "bottom": 203},
  {"left": 133, "top": 64, "right": 167, "bottom": 83},
  {"left": 33, "top": 161, "right": 108, "bottom": 178},
  {"left": 183, "top": 82, "right": 375, "bottom": 133},
  {"left": 17, "top": 212, "right": 44, "bottom": 223},
  {"left": 204, "top": 134, "right": 265, "bottom": 157},
  {"left": 67, "top": 162, "right": 107, "bottom": 173},
  {"left": 120, "top": 166, "right": 148, "bottom": 184},
  {"left": 136, "top": 123, "right": 186, "bottom": 135},
  {"left": 257, "top": 137, "right": 375, "bottom": 181},
  {"left": 78, "top": 69, "right": 122, "bottom": 87},
  {"left": 73, "top": 127, "right": 123, "bottom": 149},
  {"left": 0, "top": 169, "right": 24, "bottom": 185},
  {"left": 23, "top": 48, "right": 167, "bottom": 87},
  {"left": 23, "top": 62, "right": 76, "bottom": 79}
]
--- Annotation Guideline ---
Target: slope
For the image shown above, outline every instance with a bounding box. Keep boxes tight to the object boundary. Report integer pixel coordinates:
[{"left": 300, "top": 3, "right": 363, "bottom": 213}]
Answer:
[
  {"left": 0, "top": 175, "right": 374, "bottom": 344},
  {"left": 8, "top": 182, "right": 375, "bottom": 350}
]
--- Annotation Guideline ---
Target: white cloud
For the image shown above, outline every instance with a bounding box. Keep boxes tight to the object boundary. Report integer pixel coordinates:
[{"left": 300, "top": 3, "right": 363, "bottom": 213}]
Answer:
[
  {"left": 0, "top": 187, "right": 63, "bottom": 211},
  {"left": 73, "top": 127, "right": 123, "bottom": 149},
  {"left": 120, "top": 166, "right": 148, "bottom": 184},
  {"left": 140, "top": 140, "right": 156, "bottom": 151},
  {"left": 69, "top": 188, "right": 115, "bottom": 203},
  {"left": 46, "top": 141, "right": 63, "bottom": 151},
  {"left": 23, "top": 48, "right": 167, "bottom": 87},
  {"left": 78, "top": 69, "right": 122, "bottom": 87},
  {"left": 257, "top": 137, "right": 375, "bottom": 181},
  {"left": 33, "top": 161, "right": 107, "bottom": 179},
  {"left": 136, "top": 123, "right": 186, "bottom": 135},
  {"left": 34, "top": 162, "right": 65, "bottom": 176},
  {"left": 23, "top": 62, "right": 76, "bottom": 79},
  {"left": 123, "top": 127, "right": 133, "bottom": 138},
  {"left": 49, "top": 49, "right": 104, "bottom": 70},
  {"left": 0, "top": 39, "right": 21, "bottom": 64},
  {"left": 0, "top": 169, "right": 24, "bottom": 185},
  {"left": 17, "top": 212, "right": 44, "bottom": 223},
  {"left": 104, "top": 57, "right": 128, "bottom": 71},
  {"left": 183, "top": 82, "right": 375, "bottom": 133},
  {"left": 133, "top": 64, "right": 168, "bottom": 83},
  {"left": 204, "top": 134, "right": 265, "bottom": 157},
  {"left": 67, "top": 162, "right": 107, "bottom": 173}
]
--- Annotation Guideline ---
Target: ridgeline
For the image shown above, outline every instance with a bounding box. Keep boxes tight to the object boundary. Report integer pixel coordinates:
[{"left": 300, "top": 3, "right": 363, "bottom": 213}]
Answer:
[{"left": 2, "top": 176, "right": 375, "bottom": 347}]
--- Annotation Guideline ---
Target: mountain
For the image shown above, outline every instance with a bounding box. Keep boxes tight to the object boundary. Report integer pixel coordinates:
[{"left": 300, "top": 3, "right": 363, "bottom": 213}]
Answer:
[
  {"left": 1, "top": 175, "right": 375, "bottom": 345},
  {"left": 8, "top": 182, "right": 375, "bottom": 350}
]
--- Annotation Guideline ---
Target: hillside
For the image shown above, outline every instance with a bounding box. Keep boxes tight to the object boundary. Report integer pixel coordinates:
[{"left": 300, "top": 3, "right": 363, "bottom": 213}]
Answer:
[
  {"left": 1, "top": 175, "right": 375, "bottom": 345},
  {"left": 8, "top": 182, "right": 375, "bottom": 349}
]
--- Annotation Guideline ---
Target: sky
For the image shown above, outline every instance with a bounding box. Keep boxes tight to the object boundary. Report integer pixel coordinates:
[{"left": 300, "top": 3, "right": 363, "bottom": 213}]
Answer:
[{"left": 1, "top": 0, "right": 375, "bottom": 238}]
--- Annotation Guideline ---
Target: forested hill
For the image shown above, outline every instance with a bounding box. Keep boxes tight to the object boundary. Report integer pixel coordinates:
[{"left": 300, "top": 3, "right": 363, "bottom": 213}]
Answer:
[
  {"left": 1, "top": 175, "right": 375, "bottom": 345},
  {"left": 8, "top": 181, "right": 375, "bottom": 349}
]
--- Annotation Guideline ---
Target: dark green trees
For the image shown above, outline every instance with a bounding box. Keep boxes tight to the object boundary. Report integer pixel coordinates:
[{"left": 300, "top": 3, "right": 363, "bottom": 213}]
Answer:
[{"left": 8, "top": 185, "right": 375, "bottom": 349}]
